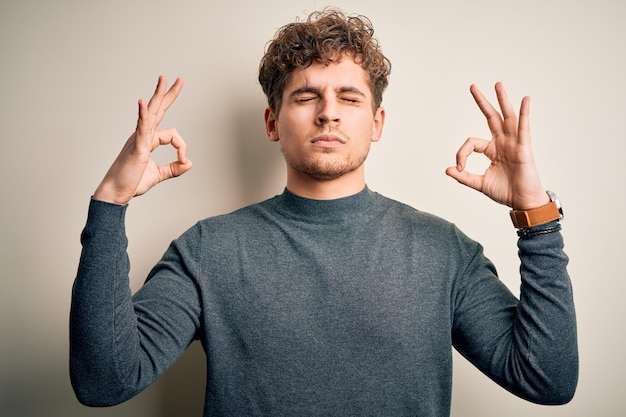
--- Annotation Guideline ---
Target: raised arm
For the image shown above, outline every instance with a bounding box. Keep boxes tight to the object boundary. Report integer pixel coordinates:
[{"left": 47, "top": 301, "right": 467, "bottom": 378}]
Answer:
[
  {"left": 94, "top": 75, "right": 192, "bottom": 205},
  {"left": 446, "top": 83, "right": 578, "bottom": 403},
  {"left": 70, "top": 77, "right": 199, "bottom": 406}
]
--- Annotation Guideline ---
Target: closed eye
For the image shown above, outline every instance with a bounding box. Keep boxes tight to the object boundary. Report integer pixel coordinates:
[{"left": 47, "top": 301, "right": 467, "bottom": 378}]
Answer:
[
  {"left": 295, "top": 96, "right": 318, "bottom": 103},
  {"left": 337, "top": 87, "right": 366, "bottom": 104}
]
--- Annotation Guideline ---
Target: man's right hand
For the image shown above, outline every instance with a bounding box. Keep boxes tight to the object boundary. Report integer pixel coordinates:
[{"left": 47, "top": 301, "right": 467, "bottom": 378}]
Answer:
[{"left": 93, "top": 76, "right": 193, "bottom": 205}]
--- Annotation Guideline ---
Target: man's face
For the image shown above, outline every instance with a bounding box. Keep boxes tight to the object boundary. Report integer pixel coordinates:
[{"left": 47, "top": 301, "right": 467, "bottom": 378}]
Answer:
[{"left": 265, "top": 56, "right": 385, "bottom": 182}]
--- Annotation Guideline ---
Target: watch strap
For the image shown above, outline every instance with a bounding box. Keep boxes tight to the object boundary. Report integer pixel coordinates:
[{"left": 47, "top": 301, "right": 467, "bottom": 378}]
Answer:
[{"left": 510, "top": 201, "right": 561, "bottom": 229}]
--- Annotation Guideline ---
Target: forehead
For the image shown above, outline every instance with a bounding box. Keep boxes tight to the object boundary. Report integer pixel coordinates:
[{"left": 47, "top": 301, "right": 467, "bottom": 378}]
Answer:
[{"left": 283, "top": 58, "right": 371, "bottom": 94}]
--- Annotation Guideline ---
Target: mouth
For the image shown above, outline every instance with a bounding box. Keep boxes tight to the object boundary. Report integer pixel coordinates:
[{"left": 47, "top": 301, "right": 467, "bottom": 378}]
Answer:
[{"left": 311, "top": 134, "right": 346, "bottom": 148}]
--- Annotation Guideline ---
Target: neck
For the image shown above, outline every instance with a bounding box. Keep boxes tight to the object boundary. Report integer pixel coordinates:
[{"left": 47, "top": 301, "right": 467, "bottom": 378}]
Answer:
[{"left": 285, "top": 167, "right": 366, "bottom": 200}]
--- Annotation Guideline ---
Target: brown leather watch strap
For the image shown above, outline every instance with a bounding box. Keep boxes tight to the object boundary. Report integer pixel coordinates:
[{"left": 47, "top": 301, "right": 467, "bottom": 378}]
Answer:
[{"left": 510, "top": 201, "right": 561, "bottom": 228}]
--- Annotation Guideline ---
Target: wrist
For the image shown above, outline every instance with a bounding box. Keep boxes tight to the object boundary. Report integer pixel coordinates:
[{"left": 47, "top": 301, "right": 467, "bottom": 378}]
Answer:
[
  {"left": 510, "top": 190, "right": 563, "bottom": 228},
  {"left": 511, "top": 190, "right": 550, "bottom": 211},
  {"left": 93, "top": 184, "right": 132, "bottom": 206}
]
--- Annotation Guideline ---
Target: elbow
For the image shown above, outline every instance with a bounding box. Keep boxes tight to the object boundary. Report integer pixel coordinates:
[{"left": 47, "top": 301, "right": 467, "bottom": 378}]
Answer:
[
  {"left": 513, "top": 377, "right": 578, "bottom": 406},
  {"left": 70, "top": 362, "right": 136, "bottom": 407},
  {"left": 71, "top": 380, "right": 111, "bottom": 407},
  {"left": 543, "top": 354, "right": 579, "bottom": 405},
  {"left": 524, "top": 360, "right": 579, "bottom": 405},
  {"left": 502, "top": 350, "right": 579, "bottom": 406},
  {"left": 539, "top": 380, "right": 577, "bottom": 405},
  {"left": 71, "top": 375, "right": 127, "bottom": 408},
  {"left": 71, "top": 382, "right": 136, "bottom": 408},
  {"left": 72, "top": 387, "right": 114, "bottom": 408},
  {"left": 548, "top": 372, "right": 579, "bottom": 405}
]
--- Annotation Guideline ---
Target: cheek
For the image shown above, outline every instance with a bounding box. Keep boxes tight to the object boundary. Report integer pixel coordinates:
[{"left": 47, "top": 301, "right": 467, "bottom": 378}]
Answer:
[
  {"left": 277, "top": 112, "right": 308, "bottom": 139},
  {"left": 351, "top": 117, "right": 378, "bottom": 142},
  {"left": 276, "top": 123, "right": 292, "bottom": 142}
]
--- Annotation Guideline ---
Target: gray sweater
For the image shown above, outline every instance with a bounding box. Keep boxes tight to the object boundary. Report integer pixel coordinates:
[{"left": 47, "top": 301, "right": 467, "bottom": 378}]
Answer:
[{"left": 70, "top": 187, "right": 578, "bottom": 416}]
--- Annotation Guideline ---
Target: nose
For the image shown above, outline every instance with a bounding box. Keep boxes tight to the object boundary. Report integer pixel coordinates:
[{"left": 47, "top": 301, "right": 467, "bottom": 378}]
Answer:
[{"left": 316, "top": 98, "right": 340, "bottom": 126}]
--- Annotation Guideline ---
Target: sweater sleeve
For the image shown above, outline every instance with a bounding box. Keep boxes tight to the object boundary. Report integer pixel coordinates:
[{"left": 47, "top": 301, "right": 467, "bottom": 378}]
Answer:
[
  {"left": 69, "top": 199, "right": 202, "bottom": 406},
  {"left": 451, "top": 222, "right": 578, "bottom": 404}
]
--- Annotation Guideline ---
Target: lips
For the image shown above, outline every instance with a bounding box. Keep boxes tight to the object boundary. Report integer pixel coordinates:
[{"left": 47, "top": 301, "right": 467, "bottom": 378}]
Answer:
[{"left": 311, "top": 134, "right": 346, "bottom": 148}]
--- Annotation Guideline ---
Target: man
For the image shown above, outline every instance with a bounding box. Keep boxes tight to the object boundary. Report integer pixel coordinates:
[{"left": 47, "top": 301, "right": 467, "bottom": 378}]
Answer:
[{"left": 70, "top": 9, "right": 578, "bottom": 416}]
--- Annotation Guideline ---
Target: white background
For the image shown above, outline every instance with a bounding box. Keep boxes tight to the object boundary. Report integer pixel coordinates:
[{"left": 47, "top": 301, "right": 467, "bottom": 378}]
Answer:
[{"left": 1, "top": 0, "right": 624, "bottom": 415}]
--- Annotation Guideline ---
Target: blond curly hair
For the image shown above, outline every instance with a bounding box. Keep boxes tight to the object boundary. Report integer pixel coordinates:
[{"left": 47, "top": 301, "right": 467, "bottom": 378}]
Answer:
[{"left": 258, "top": 9, "right": 392, "bottom": 115}]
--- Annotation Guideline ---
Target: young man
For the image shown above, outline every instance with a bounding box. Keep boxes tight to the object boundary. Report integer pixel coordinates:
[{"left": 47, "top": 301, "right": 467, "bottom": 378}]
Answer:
[{"left": 70, "top": 9, "right": 578, "bottom": 416}]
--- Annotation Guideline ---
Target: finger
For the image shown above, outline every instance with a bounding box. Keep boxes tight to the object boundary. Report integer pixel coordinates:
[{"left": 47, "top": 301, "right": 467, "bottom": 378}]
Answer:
[
  {"left": 134, "top": 98, "right": 154, "bottom": 151},
  {"left": 161, "top": 77, "right": 184, "bottom": 112},
  {"left": 470, "top": 84, "right": 503, "bottom": 136},
  {"left": 494, "top": 82, "right": 519, "bottom": 135},
  {"left": 146, "top": 75, "right": 168, "bottom": 117},
  {"left": 153, "top": 128, "right": 193, "bottom": 181},
  {"left": 145, "top": 76, "right": 185, "bottom": 128},
  {"left": 157, "top": 157, "right": 193, "bottom": 181},
  {"left": 445, "top": 165, "right": 484, "bottom": 193},
  {"left": 136, "top": 98, "right": 150, "bottom": 128},
  {"left": 454, "top": 137, "right": 490, "bottom": 171},
  {"left": 155, "top": 128, "right": 189, "bottom": 163},
  {"left": 169, "top": 158, "right": 193, "bottom": 178},
  {"left": 153, "top": 77, "right": 185, "bottom": 126},
  {"left": 518, "top": 95, "right": 531, "bottom": 145}
]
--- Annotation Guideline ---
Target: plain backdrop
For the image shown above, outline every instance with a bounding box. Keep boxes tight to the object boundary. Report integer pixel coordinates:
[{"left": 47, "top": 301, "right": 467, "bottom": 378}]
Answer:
[{"left": 1, "top": 0, "right": 624, "bottom": 416}]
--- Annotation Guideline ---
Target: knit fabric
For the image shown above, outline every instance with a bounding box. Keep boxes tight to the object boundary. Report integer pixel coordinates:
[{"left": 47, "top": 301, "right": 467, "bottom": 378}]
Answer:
[{"left": 70, "top": 187, "right": 578, "bottom": 416}]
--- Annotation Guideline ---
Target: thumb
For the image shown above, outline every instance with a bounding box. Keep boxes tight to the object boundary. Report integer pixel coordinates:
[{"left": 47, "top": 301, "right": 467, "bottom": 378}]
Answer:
[
  {"left": 160, "top": 158, "right": 193, "bottom": 181},
  {"left": 445, "top": 166, "right": 483, "bottom": 193}
]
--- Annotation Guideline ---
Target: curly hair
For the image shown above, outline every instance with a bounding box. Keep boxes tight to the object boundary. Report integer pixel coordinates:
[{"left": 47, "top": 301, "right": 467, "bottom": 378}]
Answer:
[{"left": 258, "top": 9, "right": 391, "bottom": 115}]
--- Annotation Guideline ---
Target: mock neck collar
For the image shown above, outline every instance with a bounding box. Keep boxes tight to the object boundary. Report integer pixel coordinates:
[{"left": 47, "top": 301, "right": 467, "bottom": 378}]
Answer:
[{"left": 272, "top": 186, "right": 377, "bottom": 224}]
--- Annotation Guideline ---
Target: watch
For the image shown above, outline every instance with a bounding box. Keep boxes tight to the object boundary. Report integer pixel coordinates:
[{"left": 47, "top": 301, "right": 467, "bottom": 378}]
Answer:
[{"left": 509, "top": 190, "right": 564, "bottom": 229}]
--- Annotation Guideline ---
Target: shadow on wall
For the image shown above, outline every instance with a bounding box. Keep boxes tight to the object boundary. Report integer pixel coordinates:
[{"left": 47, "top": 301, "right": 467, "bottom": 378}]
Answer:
[
  {"left": 157, "top": 342, "right": 207, "bottom": 416},
  {"left": 232, "top": 98, "right": 286, "bottom": 205},
  {"left": 153, "top": 101, "right": 282, "bottom": 416}
]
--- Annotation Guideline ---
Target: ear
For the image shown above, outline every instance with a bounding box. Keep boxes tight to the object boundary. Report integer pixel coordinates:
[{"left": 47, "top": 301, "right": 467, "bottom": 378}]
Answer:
[
  {"left": 371, "top": 106, "right": 385, "bottom": 143},
  {"left": 264, "top": 107, "right": 280, "bottom": 142}
]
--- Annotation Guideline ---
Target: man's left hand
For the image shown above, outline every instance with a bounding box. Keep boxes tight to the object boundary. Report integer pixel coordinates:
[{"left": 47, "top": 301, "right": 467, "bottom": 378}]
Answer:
[{"left": 445, "top": 82, "right": 549, "bottom": 210}]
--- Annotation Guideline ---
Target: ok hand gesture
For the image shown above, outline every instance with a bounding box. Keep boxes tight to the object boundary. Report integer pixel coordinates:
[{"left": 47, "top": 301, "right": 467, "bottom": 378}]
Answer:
[
  {"left": 93, "top": 76, "right": 193, "bottom": 205},
  {"left": 445, "top": 82, "right": 549, "bottom": 210}
]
